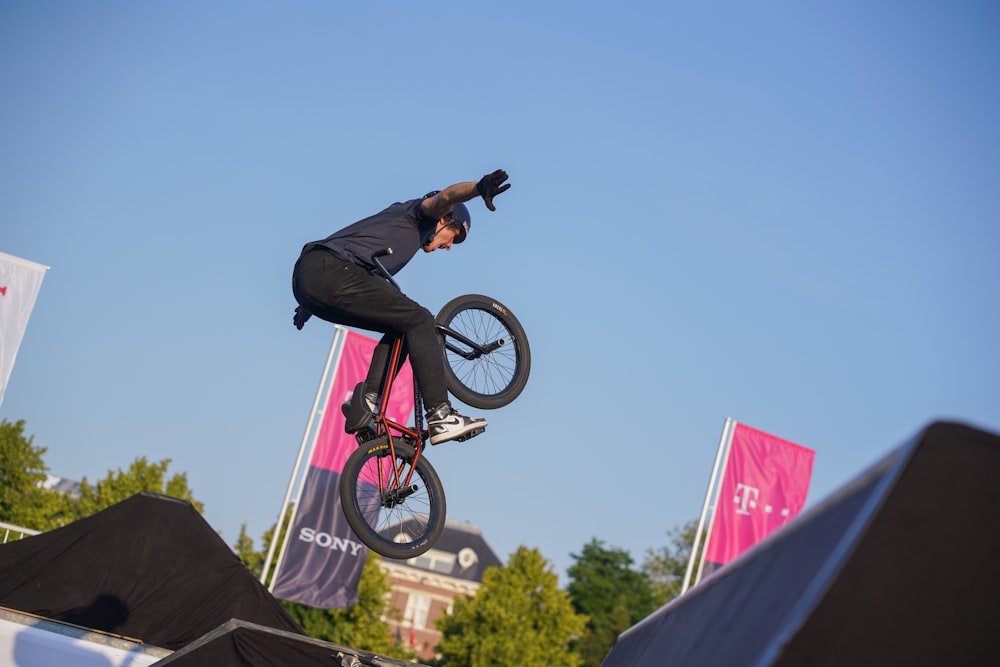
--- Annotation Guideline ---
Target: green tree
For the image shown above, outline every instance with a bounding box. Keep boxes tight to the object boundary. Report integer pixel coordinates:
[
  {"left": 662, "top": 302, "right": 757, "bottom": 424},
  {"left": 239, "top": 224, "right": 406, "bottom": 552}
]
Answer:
[
  {"left": 74, "top": 456, "right": 203, "bottom": 518},
  {"left": 281, "top": 553, "right": 411, "bottom": 659},
  {"left": 642, "top": 520, "right": 702, "bottom": 605},
  {"left": 0, "top": 419, "right": 73, "bottom": 530},
  {"left": 0, "top": 419, "right": 203, "bottom": 529},
  {"left": 234, "top": 523, "right": 265, "bottom": 579},
  {"left": 436, "top": 546, "right": 586, "bottom": 667},
  {"left": 567, "top": 539, "right": 658, "bottom": 667}
]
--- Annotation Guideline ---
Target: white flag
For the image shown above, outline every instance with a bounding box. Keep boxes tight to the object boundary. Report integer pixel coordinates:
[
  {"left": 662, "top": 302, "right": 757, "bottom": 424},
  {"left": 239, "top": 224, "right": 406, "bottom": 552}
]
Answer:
[{"left": 0, "top": 252, "right": 49, "bottom": 408}]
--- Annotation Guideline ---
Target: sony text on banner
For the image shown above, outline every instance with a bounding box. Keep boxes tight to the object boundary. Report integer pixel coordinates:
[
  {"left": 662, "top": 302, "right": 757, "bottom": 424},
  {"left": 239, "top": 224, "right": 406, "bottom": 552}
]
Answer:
[
  {"left": 0, "top": 253, "right": 49, "bottom": 408},
  {"left": 703, "top": 422, "right": 815, "bottom": 570},
  {"left": 272, "top": 330, "right": 414, "bottom": 608}
]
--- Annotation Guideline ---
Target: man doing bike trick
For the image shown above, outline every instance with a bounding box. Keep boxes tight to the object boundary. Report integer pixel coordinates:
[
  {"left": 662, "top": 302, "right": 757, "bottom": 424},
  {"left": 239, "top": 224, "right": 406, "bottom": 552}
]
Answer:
[{"left": 291, "top": 169, "right": 511, "bottom": 445}]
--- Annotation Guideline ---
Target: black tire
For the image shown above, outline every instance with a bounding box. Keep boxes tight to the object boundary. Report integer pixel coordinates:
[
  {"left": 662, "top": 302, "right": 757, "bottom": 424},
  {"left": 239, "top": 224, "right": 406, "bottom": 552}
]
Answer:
[
  {"left": 436, "top": 294, "right": 531, "bottom": 410},
  {"left": 339, "top": 437, "right": 446, "bottom": 560}
]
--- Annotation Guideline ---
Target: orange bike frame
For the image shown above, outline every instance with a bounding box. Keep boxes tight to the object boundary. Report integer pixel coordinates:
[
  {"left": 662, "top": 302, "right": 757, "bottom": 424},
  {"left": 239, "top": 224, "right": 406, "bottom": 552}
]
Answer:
[{"left": 369, "top": 335, "right": 424, "bottom": 490}]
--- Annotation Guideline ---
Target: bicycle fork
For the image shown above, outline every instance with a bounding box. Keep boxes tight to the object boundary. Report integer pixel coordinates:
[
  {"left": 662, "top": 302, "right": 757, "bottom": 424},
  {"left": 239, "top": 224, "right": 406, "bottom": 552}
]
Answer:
[{"left": 437, "top": 323, "right": 508, "bottom": 360}]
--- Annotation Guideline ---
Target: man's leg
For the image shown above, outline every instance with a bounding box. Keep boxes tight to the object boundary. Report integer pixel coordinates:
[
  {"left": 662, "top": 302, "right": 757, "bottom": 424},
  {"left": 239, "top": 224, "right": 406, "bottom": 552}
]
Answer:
[
  {"left": 293, "top": 249, "right": 448, "bottom": 407},
  {"left": 293, "top": 248, "right": 487, "bottom": 443}
]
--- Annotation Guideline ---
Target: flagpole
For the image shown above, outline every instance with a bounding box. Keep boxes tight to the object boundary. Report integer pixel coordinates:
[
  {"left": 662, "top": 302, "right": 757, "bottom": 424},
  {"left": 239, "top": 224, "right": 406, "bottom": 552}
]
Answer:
[
  {"left": 269, "top": 330, "right": 349, "bottom": 592},
  {"left": 260, "top": 326, "right": 346, "bottom": 586},
  {"left": 693, "top": 418, "right": 739, "bottom": 588},
  {"left": 682, "top": 417, "right": 736, "bottom": 594}
]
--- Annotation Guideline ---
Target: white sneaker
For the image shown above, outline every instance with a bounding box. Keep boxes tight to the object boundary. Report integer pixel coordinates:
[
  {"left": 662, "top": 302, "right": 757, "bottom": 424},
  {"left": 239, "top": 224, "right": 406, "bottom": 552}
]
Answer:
[{"left": 427, "top": 404, "right": 487, "bottom": 445}]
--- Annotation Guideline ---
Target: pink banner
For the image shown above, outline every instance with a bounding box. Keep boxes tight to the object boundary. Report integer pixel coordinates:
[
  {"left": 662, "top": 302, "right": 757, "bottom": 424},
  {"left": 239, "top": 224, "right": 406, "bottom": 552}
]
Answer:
[
  {"left": 704, "top": 422, "right": 815, "bottom": 566},
  {"left": 309, "top": 330, "right": 414, "bottom": 474},
  {"left": 271, "top": 329, "right": 415, "bottom": 608}
]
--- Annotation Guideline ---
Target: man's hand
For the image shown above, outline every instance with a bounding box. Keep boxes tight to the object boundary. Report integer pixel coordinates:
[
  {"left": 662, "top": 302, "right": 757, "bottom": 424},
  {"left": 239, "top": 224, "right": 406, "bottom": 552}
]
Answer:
[
  {"left": 293, "top": 305, "right": 312, "bottom": 330},
  {"left": 476, "top": 169, "right": 511, "bottom": 211}
]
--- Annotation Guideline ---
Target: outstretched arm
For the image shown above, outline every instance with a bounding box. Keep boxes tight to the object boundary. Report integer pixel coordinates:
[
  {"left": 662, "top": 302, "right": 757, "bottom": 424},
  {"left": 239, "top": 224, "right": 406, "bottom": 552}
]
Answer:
[{"left": 421, "top": 169, "right": 511, "bottom": 218}]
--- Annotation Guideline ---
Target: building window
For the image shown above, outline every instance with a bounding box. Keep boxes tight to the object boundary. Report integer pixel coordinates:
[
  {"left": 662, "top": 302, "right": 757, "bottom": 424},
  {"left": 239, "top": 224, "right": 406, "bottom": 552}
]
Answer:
[
  {"left": 404, "top": 593, "right": 432, "bottom": 629},
  {"left": 410, "top": 549, "right": 456, "bottom": 574}
]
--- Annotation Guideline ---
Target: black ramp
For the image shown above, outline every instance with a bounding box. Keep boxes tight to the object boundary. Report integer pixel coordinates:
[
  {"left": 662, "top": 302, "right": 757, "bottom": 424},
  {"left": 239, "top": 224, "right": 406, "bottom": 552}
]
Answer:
[
  {"left": 0, "top": 492, "right": 304, "bottom": 650},
  {"left": 150, "top": 620, "right": 425, "bottom": 667},
  {"left": 771, "top": 421, "right": 1000, "bottom": 666},
  {"left": 601, "top": 422, "right": 1000, "bottom": 667}
]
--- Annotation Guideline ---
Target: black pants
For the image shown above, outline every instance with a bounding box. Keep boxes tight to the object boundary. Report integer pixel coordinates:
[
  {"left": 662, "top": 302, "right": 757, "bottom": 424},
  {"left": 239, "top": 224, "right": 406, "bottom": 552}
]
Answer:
[{"left": 291, "top": 247, "right": 448, "bottom": 409}]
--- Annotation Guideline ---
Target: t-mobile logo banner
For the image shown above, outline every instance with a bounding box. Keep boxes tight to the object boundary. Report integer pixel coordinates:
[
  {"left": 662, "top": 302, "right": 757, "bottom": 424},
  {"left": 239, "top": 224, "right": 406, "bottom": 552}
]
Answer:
[
  {"left": 272, "top": 330, "right": 413, "bottom": 608},
  {"left": 703, "top": 422, "right": 815, "bottom": 569}
]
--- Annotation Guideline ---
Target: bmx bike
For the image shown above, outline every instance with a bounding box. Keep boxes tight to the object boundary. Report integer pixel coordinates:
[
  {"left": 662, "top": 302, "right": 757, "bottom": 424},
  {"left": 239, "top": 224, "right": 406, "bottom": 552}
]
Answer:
[{"left": 338, "top": 250, "right": 530, "bottom": 559}]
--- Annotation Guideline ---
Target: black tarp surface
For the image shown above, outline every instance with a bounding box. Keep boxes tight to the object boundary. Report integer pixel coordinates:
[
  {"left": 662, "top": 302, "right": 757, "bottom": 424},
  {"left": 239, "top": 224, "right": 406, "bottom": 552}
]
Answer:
[
  {"left": 0, "top": 492, "right": 304, "bottom": 650},
  {"left": 151, "top": 619, "right": 425, "bottom": 667},
  {"left": 601, "top": 421, "right": 1000, "bottom": 667}
]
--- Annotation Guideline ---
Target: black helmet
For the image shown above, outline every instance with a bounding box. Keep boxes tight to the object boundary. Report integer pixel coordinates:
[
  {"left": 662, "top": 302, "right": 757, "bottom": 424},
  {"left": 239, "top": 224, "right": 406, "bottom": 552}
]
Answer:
[{"left": 446, "top": 203, "right": 471, "bottom": 244}]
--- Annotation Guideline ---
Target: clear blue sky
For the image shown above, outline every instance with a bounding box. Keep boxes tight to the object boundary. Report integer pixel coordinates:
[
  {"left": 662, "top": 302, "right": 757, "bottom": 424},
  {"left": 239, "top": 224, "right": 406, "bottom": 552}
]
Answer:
[{"left": 3, "top": 1, "right": 998, "bottom": 582}]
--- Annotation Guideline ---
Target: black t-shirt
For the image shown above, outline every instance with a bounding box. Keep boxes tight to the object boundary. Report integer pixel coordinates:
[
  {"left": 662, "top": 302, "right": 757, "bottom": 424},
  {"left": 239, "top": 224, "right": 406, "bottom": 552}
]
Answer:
[{"left": 302, "top": 194, "right": 439, "bottom": 275}]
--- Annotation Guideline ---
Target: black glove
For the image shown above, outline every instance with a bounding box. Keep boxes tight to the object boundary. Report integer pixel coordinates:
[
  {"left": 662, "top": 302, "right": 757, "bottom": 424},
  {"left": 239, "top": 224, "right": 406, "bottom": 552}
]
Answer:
[
  {"left": 293, "top": 305, "right": 312, "bottom": 330},
  {"left": 476, "top": 169, "right": 511, "bottom": 211}
]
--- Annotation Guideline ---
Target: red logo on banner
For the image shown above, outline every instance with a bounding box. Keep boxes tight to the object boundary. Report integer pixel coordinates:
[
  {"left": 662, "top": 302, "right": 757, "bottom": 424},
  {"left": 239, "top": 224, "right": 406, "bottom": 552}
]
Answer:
[
  {"left": 704, "top": 423, "right": 815, "bottom": 567},
  {"left": 0, "top": 286, "right": 7, "bottom": 296}
]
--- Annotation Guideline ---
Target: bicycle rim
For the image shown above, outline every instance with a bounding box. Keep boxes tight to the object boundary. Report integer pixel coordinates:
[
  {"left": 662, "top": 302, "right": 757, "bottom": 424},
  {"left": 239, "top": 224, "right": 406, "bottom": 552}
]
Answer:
[
  {"left": 441, "top": 305, "right": 525, "bottom": 406},
  {"left": 341, "top": 439, "right": 445, "bottom": 559}
]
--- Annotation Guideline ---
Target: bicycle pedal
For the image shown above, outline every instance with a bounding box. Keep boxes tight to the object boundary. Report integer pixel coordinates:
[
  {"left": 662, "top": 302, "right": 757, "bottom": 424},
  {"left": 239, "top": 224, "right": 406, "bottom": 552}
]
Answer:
[
  {"left": 346, "top": 417, "right": 376, "bottom": 436},
  {"left": 455, "top": 427, "right": 486, "bottom": 443},
  {"left": 354, "top": 430, "right": 382, "bottom": 447}
]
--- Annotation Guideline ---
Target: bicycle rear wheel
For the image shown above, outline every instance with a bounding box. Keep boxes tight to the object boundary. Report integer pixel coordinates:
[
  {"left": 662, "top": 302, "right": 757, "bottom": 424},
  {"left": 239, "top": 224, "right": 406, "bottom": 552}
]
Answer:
[
  {"left": 436, "top": 294, "right": 531, "bottom": 410},
  {"left": 339, "top": 436, "right": 446, "bottom": 560}
]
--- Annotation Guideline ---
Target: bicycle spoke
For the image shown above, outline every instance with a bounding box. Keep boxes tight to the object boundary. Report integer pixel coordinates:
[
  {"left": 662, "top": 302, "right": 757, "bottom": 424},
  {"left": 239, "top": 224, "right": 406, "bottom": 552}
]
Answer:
[
  {"left": 351, "top": 452, "right": 436, "bottom": 547},
  {"left": 438, "top": 293, "right": 530, "bottom": 410},
  {"left": 445, "top": 308, "right": 518, "bottom": 397}
]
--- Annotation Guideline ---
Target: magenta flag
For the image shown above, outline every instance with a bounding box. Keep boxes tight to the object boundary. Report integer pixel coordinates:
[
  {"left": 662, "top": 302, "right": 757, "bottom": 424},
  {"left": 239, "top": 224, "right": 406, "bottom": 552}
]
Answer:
[
  {"left": 704, "top": 423, "right": 815, "bottom": 569},
  {"left": 272, "top": 330, "right": 414, "bottom": 608},
  {"left": 309, "top": 331, "right": 414, "bottom": 474}
]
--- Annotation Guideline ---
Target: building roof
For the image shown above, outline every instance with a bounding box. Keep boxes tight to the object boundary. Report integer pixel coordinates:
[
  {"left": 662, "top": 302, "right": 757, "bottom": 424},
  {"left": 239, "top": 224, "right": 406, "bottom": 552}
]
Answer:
[
  {"left": 42, "top": 474, "right": 81, "bottom": 497},
  {"left": 381, "top": 518, "right": 503, "bottom": 582}
]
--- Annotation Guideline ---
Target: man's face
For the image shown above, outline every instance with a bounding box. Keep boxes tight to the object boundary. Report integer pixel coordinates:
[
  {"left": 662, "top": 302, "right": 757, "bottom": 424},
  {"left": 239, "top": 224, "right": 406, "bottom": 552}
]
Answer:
[{"left": 422, "top": 220, "right": 462, "bottom": 253}]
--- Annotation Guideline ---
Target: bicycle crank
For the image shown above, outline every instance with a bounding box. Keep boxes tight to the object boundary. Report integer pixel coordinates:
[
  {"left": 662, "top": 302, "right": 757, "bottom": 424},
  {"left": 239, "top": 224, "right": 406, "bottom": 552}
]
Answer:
[{"left": 382, "top": 484, "right": 419, "bottom": 508}]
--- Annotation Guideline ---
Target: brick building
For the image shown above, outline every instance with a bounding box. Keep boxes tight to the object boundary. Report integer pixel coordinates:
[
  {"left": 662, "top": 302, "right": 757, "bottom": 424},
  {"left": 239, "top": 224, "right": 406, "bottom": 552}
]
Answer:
[{"left": 378, "top": 519, "right": 502, "bottom": 662}]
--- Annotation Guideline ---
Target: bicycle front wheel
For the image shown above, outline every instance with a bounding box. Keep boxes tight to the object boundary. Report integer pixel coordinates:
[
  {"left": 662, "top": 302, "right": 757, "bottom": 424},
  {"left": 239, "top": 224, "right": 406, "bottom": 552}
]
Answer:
[
  {"left": 436, "top": 294, "right": 531, "bottom": 410},
  {"left": 339, "top": 437, "right": 446, "bottom": 560}
]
